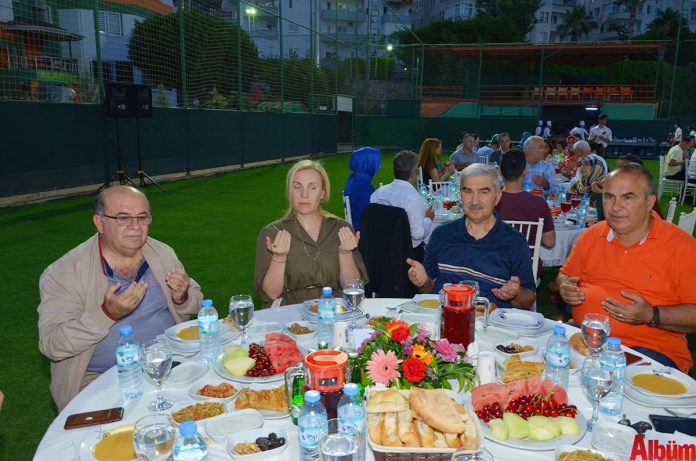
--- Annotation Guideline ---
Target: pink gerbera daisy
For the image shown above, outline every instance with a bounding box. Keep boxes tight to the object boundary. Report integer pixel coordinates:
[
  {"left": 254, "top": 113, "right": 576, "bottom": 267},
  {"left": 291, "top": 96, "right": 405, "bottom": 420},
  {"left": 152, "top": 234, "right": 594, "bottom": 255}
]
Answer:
[{"left": 366, "top": 349, "right": 402, "bottom": 385}]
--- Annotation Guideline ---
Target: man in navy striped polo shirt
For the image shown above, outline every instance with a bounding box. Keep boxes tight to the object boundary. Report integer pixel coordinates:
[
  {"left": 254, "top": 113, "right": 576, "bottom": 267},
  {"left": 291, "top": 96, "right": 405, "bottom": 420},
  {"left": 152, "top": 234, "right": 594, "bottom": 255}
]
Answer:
[{"left": 407, "top": 164, "right": 536, "bottom": 310}]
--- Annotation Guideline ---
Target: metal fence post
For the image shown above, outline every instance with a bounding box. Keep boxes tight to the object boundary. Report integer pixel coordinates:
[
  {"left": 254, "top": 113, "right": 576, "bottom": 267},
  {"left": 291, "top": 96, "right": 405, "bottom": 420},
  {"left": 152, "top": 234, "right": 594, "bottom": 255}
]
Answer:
[
  {"left": 668, "top": 0, "right": 685, "bottom": 119},
  {"left": 92, "top": 0, "right": 104, "bottom": 103},
  {"left": 178, "top": 0, "right": 188, "bottom": 109},
  {"left": 279, "top": 0, "right": 285, "bottom": 161}
]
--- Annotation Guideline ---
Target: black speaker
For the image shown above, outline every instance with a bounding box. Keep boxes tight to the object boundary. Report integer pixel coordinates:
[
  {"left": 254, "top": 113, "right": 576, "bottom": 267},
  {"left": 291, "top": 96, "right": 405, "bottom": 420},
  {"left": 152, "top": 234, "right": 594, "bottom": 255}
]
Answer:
[{"left": 105, "top": 83, "right": 153, "bottom": 118}]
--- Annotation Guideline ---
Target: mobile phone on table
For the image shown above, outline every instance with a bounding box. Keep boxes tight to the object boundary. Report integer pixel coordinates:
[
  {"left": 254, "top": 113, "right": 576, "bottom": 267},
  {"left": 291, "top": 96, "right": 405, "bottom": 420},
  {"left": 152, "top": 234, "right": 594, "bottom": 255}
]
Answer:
[
  {"left": 64, "top": 407, "right": 124, "bottom": 430},
  {"left": 649, "top": 414, "right": 696, "bottom": 436},
  {"left": 624, "top": 351, "right": 642, "bottom": 366}
]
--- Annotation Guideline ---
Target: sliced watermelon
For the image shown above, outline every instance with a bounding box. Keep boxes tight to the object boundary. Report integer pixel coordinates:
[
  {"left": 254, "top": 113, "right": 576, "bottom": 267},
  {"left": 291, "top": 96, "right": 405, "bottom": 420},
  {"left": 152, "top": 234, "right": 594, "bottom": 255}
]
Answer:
[
  {"left": 523, "top": 375, "right": 543, "bottom": 396},
  {"left": 503, "top": 379, "right": 527, "bottom": 403},
  {"left": 538, "top": 378, "right": 554, "bottom": 397},
  {"left": 550, "top": 384, "right": 568, "bottom": 407},
  {"left": 265, "top": 341, "right": 304, "bottom": 374},
  {"left": 471, "top": 382, "right": 508, "bottom": 412},
  {"left": 266, "top": 332, "right": 295, "bottom": 344}
]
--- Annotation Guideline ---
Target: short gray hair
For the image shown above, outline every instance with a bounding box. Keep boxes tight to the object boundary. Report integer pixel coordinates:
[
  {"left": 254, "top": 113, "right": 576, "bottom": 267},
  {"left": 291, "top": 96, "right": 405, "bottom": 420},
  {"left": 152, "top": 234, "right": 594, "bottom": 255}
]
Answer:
[
  {"left": 459, "top": 163, "right": 501, "bottom": 193},
  {"left": 393, "top": 150, "right": 418, "bottom": 181},
  {"left": 523, "top": 135, "right": 543, "bottom": 153},
  {"left": 573, "top": 140, "right": 591, "bottom": 155}
]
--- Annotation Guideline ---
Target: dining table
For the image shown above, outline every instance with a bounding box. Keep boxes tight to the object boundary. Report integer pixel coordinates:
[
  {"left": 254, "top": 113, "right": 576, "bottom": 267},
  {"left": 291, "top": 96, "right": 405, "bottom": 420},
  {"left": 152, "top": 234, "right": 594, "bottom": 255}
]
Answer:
[
  {"left": 34, "top": 298, "right": 695, "bottom": 461},
  {"left": 539, "top": 221, "right": 586, "bottom": 268}
]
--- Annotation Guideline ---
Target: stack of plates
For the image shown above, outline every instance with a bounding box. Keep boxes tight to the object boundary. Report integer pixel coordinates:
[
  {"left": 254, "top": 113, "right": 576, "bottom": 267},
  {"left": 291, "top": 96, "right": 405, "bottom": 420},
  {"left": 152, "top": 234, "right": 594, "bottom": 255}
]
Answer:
[
  {"left": 296, "top": 298, "right": 365, "bottom": 323},
  {"left": 158, "top": 319, "right": 239, "bottom": 355},
  {"left": 488, "top": 309, "right": 554, "bottom": 337},
  {"left": 623, "top": 365, "right": 696, "bottom": 407}
]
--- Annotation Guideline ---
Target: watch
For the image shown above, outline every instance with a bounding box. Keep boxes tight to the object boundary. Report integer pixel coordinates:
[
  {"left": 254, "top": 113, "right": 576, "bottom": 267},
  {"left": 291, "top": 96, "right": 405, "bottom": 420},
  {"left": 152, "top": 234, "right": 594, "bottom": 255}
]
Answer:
[{"left": 647, "top": 306, "right": 661, "bottom": 328}]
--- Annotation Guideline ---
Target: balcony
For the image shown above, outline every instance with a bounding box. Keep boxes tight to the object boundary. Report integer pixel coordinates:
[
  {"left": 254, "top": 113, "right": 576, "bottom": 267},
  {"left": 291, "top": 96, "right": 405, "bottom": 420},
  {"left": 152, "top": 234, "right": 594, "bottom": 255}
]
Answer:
[
  {"left": 320, "top": 32, "right": 367, "bottom": 42},
  {"left": 250, "top": 29, "right": 278, "bottom": 39},
  {"left": 381, "top": 14, "right": 410, "bottom": 24},
  {"left": 27, "top": 56, "right": 78, "bottom": 74},
  {"left": 320, "top": 8, "right": 366, "bottom": 21}
]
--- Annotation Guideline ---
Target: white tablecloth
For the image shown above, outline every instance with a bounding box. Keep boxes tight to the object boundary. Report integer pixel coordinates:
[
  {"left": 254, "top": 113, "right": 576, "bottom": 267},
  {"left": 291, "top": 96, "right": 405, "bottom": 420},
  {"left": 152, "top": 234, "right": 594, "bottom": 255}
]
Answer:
[
  {"left": 540, "top": 223, "right": 586, "bottom": 267},
  {"left": 34, "top": 299, "right": 679, "bottom": 461}
]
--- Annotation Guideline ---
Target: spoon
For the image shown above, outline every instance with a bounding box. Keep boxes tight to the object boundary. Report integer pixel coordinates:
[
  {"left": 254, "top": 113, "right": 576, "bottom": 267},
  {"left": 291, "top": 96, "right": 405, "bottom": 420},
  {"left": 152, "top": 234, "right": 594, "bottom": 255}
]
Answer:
[{"left": 665, "top": 408, "right": 696, "bottom": 418}]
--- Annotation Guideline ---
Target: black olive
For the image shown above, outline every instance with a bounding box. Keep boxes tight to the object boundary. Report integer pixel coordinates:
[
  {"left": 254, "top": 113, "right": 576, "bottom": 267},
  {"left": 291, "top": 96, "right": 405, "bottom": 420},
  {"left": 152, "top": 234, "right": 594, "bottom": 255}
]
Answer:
[
  {"left": 268, "top": 432, "right": 277, "bottom": 440},
  {"left": 256, "top": 437, "right": 268, "bottom": 445}
]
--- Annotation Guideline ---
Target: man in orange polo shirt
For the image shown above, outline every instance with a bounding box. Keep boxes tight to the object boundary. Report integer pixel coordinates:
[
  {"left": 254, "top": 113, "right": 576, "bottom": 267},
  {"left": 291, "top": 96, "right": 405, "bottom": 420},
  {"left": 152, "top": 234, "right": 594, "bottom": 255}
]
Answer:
[{"left": 557, "top": 163, "right": 696, "bottom": 371}]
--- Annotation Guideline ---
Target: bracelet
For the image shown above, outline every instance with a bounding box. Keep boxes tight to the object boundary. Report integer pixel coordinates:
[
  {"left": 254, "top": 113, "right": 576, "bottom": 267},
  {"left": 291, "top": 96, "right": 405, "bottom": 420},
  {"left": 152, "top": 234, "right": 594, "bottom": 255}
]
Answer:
[{"left": 647, "top": 305, "right": 661, "bottom": 328}]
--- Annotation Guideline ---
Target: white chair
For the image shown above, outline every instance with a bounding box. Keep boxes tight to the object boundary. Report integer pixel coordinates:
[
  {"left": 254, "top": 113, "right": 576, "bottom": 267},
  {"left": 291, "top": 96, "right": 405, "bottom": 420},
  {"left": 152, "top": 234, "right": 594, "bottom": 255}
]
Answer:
[
  {"left": 678, "top": 209, "right": 696, "bottom": 235},
  {"left": 343, "top": 195, "right": 352, "bottom": 226},
  {"left": 428, "top": 180, "right": 451, "bottom": 193},
  {"left": 476, "top": 154, "right": 489, "bottom": 164},
  {"left": 681, "top": 156, "right": 696, "bottom": 205},
  {"left": 658, "top": 155, "right": 684, "bottom": 200},
  {"left": 417, "top": 166, "right": 424, "bottom": 188},
  {"left": 504, "top": 218, "right": 544, "bottom": 290}
]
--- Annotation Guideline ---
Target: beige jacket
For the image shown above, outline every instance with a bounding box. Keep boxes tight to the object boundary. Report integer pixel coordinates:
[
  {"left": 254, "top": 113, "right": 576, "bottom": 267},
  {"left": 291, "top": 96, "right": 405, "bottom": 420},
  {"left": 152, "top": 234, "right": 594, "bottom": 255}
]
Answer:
[{"left": 38, "top": 234, "right": 202, "bottom": 410}]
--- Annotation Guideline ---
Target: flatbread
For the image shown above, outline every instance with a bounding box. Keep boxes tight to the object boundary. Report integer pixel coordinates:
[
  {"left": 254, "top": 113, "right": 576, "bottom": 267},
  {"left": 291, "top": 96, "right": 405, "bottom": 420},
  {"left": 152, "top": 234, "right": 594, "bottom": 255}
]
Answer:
[
  {"left": 367, "top": 389, "right": 409, "bottom": 413},
  {"left": 409, "top": 388, "right": 466, "bottom": 434}
]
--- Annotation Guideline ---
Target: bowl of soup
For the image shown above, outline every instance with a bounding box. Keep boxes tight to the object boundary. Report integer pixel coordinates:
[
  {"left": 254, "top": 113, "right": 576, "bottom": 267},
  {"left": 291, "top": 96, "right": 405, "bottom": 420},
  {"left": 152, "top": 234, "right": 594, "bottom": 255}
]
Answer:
[{"left": 625, "top": 366, "right": 696, "bottom": 398}]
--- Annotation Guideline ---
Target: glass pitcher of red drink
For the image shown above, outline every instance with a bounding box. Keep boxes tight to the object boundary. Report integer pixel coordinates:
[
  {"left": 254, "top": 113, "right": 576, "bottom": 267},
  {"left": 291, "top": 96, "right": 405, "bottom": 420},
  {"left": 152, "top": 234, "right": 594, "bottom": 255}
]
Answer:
[{"left": 440, "top": 284, "right": 489, "bottom": 349}]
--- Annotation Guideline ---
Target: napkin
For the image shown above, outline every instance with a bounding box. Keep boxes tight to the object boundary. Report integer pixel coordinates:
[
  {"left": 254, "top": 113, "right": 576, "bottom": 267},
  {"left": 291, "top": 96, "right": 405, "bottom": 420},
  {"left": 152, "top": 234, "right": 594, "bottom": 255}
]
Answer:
[{"left": 490, "top": 309, "right": 544, "bottom": 329}]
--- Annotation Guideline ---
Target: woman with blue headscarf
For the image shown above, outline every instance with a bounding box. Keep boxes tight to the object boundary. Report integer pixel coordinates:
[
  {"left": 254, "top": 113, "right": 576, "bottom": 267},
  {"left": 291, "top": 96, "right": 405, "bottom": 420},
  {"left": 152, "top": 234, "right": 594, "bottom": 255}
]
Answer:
[{"left": 344, "top": 147, "right": 381, "bottom": 231}]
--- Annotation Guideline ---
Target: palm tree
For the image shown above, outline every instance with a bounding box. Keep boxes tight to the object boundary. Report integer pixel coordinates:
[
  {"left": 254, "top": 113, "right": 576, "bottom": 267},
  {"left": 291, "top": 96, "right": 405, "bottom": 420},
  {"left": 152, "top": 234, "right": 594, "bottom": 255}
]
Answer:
[
  {"left": 616, "top": 0, "right": 646, "bottom": 38},
  {"left": 557, "top": 6, "right": 598, "bottom": 41},
  {"left": 643, "top": 8, "right": 690, "bottom": 40}
]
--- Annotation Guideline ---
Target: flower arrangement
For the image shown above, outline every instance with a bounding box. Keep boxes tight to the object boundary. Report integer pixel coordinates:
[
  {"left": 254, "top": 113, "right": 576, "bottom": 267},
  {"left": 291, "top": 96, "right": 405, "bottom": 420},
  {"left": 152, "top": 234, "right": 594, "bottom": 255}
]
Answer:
[{"left": 356, "top": 319, "right": 477, "bottom": 391}]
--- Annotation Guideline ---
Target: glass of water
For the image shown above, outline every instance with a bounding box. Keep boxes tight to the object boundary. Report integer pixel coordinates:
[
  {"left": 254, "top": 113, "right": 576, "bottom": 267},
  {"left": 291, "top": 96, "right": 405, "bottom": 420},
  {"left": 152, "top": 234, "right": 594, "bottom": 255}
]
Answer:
[
  {"left": 581, "top": 313, "right": 610, "bottom": 357},
  {"left": 319, "top": 418, "right": 358, "bottom": 461},
  {"left": 581, "top": 356, "right": 615, "bottom": 431},
  {"left": 141, "top": 339, "right": 173, "bottom": 411},
  {"left": 230, "top": 294, "right": 255, "bottom": 347},
  {"left": 133, "top": 413, "right": 176, "bottom": 461},
  {"left": 341, "top": 279, "right": 364, "bottom": 331}
]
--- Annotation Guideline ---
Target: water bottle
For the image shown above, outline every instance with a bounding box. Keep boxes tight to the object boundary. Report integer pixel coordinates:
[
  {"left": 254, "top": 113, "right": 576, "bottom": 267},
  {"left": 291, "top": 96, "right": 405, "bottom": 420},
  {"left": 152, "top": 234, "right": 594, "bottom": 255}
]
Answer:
[
  {"left": 172, "top": 420, "right": 208, "bottom": 461},
  {"left": 433, "top": 189, "right": 444, "bottom": 213},
  {"left": 338, "top": 383, "right": 366, "bottom": 461},
  {"left": 115, "top": 325, "right": 144, "bottom": 401},
  {"left": 198, "top": 299, "right": 220, "bottom": 364},
  {"left": 298, "top": 390, "right": 328, "bottom": 461},
  {"left": 419, "top": 183, "right": 428, "bottom": 200},
  {"left": 317, "top": 287, "right": 336, "bottom": 348},
  {"left": 544, "top": 325, "right": 570, "bottom": 390},
  {"left": 599, "top": 337, "right": 626, "bottom": 416},
  {"left": 667, "top": 197, "right": 677, "bottom": 223}
]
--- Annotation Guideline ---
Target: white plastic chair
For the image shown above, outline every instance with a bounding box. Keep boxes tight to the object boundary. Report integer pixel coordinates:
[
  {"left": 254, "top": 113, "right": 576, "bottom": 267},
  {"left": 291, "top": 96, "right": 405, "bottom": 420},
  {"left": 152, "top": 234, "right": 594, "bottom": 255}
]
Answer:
[
  {"left": 678, "top": 209, "right": 696, "bottom": 235},
  {"left": 504, "top": 218, "right": 544, "bottom": 292},
  {"left": 476, "top": 154, "right": 489, "bottom": 164},
  {"left": 681, "top": 156, "right": 696, "bottom": 205},
  {"left": 658, "top": 155, "right": 684, "bottom": 200},
  {"left": 343, "top": 195, "right": 352, "bottom": 226},
  {"left": 428, "top": 180, "right": 451, "bottom": 193},
  {"left": 417, "top": 166, "right": 424, "bottom": 188}
]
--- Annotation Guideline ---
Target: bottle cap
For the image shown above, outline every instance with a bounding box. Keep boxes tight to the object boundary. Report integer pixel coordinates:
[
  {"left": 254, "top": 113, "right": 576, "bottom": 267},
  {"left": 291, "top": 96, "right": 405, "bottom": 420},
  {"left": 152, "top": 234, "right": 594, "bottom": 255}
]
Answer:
[
  {"left": 553, "top": 325, "right": 566, "bottom": 336},
  {"left": 179, "top": 420, "right": 197, "bottom": 436},
  {"left": 607, "top": 337, "right": 621, "bottom": 348},
  {"left": 322, "top": 287, "right": 333, "bottom": 296},
  {"left": 305, "top": 390, "right": 321, "bottom": 403},
  {"left": 202, "top": 299, "right": 213, "bottom": 307},
  {"left": 119, "top": 325, "right": 133, "bottom": 335},
  {"left": 343, "top": 383, "right": 359, "bottom": 396}
]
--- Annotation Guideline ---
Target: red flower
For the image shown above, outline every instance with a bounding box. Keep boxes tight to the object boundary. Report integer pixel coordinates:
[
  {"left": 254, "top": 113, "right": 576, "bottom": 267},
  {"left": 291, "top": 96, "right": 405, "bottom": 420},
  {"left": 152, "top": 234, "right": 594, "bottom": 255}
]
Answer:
[
  {"left": 386, "top": 320, "right": 410, "bottom": 342},
  {"left": 403, "top": 357, "right": 426, "bottom": 383}
]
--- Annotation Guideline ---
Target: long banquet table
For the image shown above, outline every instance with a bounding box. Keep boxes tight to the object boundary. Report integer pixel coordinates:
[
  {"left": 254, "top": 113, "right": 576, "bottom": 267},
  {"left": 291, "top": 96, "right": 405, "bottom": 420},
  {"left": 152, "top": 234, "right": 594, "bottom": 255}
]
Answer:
[{"left": 34, "top": 299, "right": 687, "bottom": 461}]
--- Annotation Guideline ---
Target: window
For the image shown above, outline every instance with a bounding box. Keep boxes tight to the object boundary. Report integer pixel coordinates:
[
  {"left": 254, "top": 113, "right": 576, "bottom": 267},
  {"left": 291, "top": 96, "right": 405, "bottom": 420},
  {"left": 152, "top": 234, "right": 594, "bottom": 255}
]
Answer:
[
  {"left": 98, "top": 12, "right": 123, "bottom": 36},
  {"left": 551, "top": 14, "right": 557, "bottom": 24},
  {"left": 464, "top": 2, "right": 473, "bottom": 17},
  {"left": 288, "top": 0, "right": 292, "bottom": 8},
  {"left": 646, "top": 5, "right": 651, "bottom": 14},
  {"left": 539, "top": 31, "right": 548, "bottom": 42},
  {"left": 454, "top": 4, "right": 460, "bottom": 16},
  {"left": 594, "top": 7, "right": 599, "bottom": 17}
]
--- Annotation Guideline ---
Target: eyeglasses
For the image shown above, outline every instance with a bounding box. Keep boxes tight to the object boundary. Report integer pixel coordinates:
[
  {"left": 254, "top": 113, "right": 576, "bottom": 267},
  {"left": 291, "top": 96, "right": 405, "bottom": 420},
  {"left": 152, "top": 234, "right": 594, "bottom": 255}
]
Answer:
[{"left": 101, "top": 213, "right": 152, "bottom": 226}]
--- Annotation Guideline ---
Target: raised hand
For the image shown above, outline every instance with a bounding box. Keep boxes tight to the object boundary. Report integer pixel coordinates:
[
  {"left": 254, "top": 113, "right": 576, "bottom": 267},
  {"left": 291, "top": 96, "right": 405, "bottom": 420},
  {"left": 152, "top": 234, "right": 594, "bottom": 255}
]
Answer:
[
  {"left": 266, "top": 229, "right": 291, "bottom": 257},
  {"left": 338, "top": 227, "right": 359, "bottom": 253},
  {"left": 103, "top": 281, "right": 147, "bottom": 319},
  {"left": 166, "top": 268, "right": 190, "bottom": 304},
  {"left": 406, "top": 258, "right": 429, "bottom": 289},
  {"left": 491, "top": 276, "right": 521, "bottom": 302},
  {"left": 559, "top": 276, "right": 585, "bottom": 306}
]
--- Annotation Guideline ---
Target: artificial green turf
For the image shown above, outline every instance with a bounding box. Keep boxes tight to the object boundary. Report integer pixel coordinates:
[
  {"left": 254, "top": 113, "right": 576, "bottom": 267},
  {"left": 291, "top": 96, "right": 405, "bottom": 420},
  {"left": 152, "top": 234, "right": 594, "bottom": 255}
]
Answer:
[{"left": 0, "top": 153, "right": 693, "bottom": 460}]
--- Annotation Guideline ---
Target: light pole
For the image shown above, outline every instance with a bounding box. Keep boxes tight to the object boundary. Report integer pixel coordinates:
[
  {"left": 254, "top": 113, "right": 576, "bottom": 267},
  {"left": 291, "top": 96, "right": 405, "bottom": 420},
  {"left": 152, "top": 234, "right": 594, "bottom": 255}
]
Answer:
[{"left": 245, "top": 6, "right": 256, "bottom": 41}]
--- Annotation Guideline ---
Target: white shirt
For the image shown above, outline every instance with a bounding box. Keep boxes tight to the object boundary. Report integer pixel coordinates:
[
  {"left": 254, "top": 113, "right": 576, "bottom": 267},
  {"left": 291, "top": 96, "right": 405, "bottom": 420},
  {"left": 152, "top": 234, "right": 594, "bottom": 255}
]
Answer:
[
  {"left": 543, "top": 127, "right": 551, "bottom": 138},
  {"left": 690, "top": 130, "right": 696, "bottom": 138},
  {"left": 589, "top": 124, "right": 613, "bottom": 148},
  {"left": 370, "top": 179, "right": 432, "bottom": 248},
  {"left": 570, "top": 126, "right": 589, "bottom": 140},
  {"left": 687, "top": 153, "right": 696, "bottom": 180},
  {"left": 535, "top": 126, "right": 543, "bottom": 136},
  {"left": 674, "top": 127, "right": 683, "bottom": 143}
]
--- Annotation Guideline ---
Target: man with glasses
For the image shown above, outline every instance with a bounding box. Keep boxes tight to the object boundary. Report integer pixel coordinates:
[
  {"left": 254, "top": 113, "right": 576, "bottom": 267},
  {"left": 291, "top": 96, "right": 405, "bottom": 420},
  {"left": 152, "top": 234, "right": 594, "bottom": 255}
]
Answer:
[{"left": 38, "top": 185, "right": 202, "bottom": 410}]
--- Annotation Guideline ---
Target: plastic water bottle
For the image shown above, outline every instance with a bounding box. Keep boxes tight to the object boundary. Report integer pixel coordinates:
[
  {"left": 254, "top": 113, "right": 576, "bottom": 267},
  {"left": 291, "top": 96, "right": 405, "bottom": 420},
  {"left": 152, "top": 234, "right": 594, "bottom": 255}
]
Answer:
[
  {"left": 544, "top": 325, "right": 570, "bottom": 390},
  {"left": 317, "top": 287, "right": 336, "bottom": 348},
  {"left": 172, "top": 420, "right": 208, "bottom": 461},
  {"left": 115, "top": 325, "right": 144, "bottom": 401},
  {"left": 599, "top": 337, "right": 626, "bottom": 416},
  {"left": 298, "top": 390, "right": 328, "bottom": 461},
  {"left": 338, "top": 383, "right": 366, "bottom": 461},
  {"left": 198, "top": 299, "right": 220, "bottom": 364},
  {"left": 667, "top": 197, "right": 677, "bottom": 223},
  {"left": 433, "top": 189, "right": 444, "bottom": 213},
  {"left": 419, "top": 183, "right": 428, "bottom": 200}
]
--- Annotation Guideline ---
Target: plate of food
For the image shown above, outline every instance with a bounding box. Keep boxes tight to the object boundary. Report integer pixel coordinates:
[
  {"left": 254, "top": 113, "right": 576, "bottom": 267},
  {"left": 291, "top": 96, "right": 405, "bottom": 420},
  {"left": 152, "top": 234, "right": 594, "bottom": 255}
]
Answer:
[
  {"left": 213, "top": 333, "right": 304, "bottom": 383},
  {"left": 497, "top": 355, "right": 545, "bottom": 384},
  {"left": 226, "top": 426, "right": 288, "bottom": 460},
  {"left": 188, "top": 381, "right": 240, "bottom": 403},
  {"left": 366, "top": 387, "right": 482, "bottom": 454},
  {"left": 203, "top": 409, "right": 265, "bottom": 443},
  {"left": 554, "top": 444, "right": 619, "bottom": 461},
  {"left": 170, "top": 401, "right": 227, "bottom": 424},
  {"left": 78, "top": 424, "right": 136, "bottom": 461},
  {"left": 494, "top": 341, "right": 538, "bottom": 360},
  {"left": 624, "top": 366, "right": 696, "bottom": 398},
  {"left": 412, "top": 294, "right": 440, "bottom": 310},
  {"left": 234, "top": 383, "right": 290, "bottom": 419},
  {"left": 283, "top": 321, "right": 316, "bottom": 342},
  {"left": 164, "top": 319, "right": 229, "bottom": 343}
]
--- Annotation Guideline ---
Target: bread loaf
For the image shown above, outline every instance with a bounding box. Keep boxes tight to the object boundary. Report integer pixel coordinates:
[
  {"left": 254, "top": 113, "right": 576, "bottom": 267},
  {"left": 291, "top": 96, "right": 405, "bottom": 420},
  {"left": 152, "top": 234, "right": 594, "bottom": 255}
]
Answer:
[
  {"left": 397, "top": 410, "right": 419, "bottom": 447},
  {"left": 367, "top": 413, "right": 383, "bottom": 445},
  {"left": 409, "top": 388, "right": 466, "bottom": 434},
  {"left": 381, "top": 412, "right": 403, "bottom": 447},
  {"left": 415, "top": 420, "right": 436, "bottom": 448},
  {"left": 367, "top": 389, "right": 409, "bottom": 413}
]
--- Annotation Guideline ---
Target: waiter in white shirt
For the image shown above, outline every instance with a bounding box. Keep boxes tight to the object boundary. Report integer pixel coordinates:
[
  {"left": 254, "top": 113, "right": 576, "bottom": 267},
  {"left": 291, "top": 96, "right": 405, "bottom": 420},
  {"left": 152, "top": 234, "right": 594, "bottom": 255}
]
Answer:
[
  {"left": 370, "top": 150, "right": 434, "bottom": 261},
  {"left": 570, "top": 121, "right": 589, "bottom": 140},
  {"left": 588, "top": 113, "right": 612, "bottom": 157}
]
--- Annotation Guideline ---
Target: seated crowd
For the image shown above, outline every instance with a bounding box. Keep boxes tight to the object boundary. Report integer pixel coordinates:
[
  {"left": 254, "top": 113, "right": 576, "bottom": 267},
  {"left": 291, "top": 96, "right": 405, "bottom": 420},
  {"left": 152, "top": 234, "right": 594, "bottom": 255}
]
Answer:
[{"left": 36, "top": 129, "right": 696, "bottom": 413}]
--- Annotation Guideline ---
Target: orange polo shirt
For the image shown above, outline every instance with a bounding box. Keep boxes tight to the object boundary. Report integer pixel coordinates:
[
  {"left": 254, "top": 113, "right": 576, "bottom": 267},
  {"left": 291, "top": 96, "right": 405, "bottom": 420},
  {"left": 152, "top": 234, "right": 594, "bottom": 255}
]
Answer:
[{"left": 561, "top": 211, "right": 696, "bottom": 372}]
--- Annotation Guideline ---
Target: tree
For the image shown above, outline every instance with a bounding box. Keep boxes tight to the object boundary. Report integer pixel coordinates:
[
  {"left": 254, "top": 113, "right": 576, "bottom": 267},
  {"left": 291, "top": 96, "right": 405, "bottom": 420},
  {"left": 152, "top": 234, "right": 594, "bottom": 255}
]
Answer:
[
  {"left": 392, "top": 15, "right": 527, "bottom": 45},
  {"left": 615, "top": 0, "right": 645, "bottom": 38},
  {"left": 636, "top": 8, "right": 696, "bottom": 41},
  {"left": 128, "top": 11, "right": 258, "bottom": 106},
  {"left": 557, "top": 6, "right": 598, "bottom": 41},
  {"left": 475, "top": 0, "right": 542, "bottom": 37}
]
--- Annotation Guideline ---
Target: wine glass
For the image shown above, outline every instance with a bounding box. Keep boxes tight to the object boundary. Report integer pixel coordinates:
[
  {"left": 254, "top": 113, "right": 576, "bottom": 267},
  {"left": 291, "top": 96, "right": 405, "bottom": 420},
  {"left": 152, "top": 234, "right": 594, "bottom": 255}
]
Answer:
[
  {"left": 141, "top": 339, "right": 173, "bottom": 411},
  {"left": 581, "top": 313, "right": 610, "bottom": 357},
  {"left": 230, "top": 294, "right": 255, "bottom": 347},
  {"left": 342, "top": 279, "right": 364, "bottom": 331},
  {"left": 133, "top": 413, "right": 176, "bottom": 461},
  {"left": 580, "top": 356, "right": 615, "bottom": 431},
  {"left": 560, "top": 200, "right": 572, "bottom": 222}
]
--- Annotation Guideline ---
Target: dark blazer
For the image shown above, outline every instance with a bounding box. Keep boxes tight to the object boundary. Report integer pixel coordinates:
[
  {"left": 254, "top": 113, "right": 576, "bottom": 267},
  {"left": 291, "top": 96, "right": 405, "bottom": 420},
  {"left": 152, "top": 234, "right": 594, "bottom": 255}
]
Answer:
[{"left": 358, "top": 203, "right": 418, "bottom": 298}]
